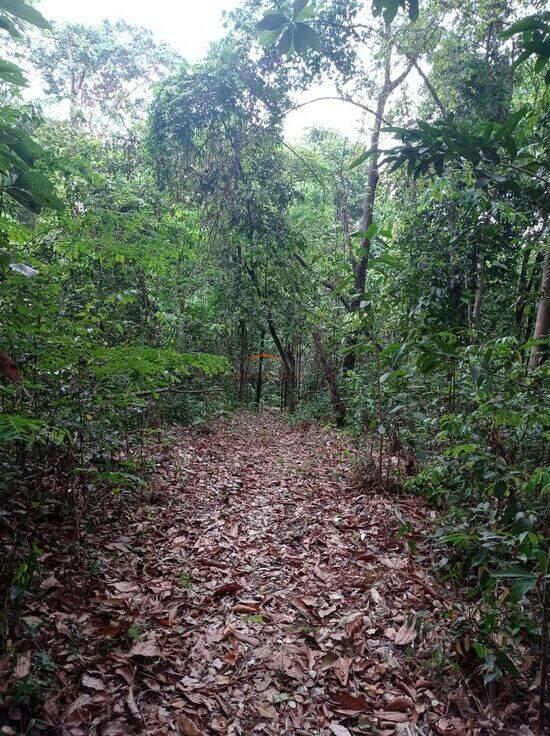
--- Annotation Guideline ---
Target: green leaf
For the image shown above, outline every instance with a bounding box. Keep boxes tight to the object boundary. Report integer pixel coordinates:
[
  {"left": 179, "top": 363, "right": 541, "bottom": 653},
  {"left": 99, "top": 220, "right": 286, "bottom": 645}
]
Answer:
[
  {"left": 277, "top": 26, "right": 294, "bottom": 56},
  {"left": 0, "top": 0, "right": 51, "bottom": 29},
  {"left": 8, "top": 170, "right": 64, "bottom": 212},
  {"left": 0, "top": 14, "right": 22, "bottom": 37},
  {"left": 258, "top": 10, "right": 288, "bottom": 32},
  {"left": 0, "top": 58, "right": 27, "bottom": 86},
  {"left": 292, "top": 0, "right": 309, "bottom": 16},
  {"left": 407, "top": 0, "right": 419, "bottom": 21},
  {"left": 534, "top": 55, "right": 548, "bottom": 74},
  {"left": 293, "top": 22, "right": 320, "bottom": 55},
  {"left": 349, "top": 148, "right": 378, "bottom": 170},
  {"left": 492, "top": 567, "right": 536, "bottom": 579},
  {"left": 0, "top": 249, "right": 12, "bottom": 268},
  {"left": 365, "top": 222, "right": 378, "bottom": 239},
  {"left": 510, "top": 577, "right": 536, "bottom": 602},
  {"left": 501, "top": 15, "right": 545, "bottom": 40},
  {"left": 294, "top": 3, "right": 315, "bottom": 21},
  {"left": 371, "top": 253, "right": 402, "bottom": 268},
  {"left": 258, "top": 28, "right": 283, "bottom": 47}
]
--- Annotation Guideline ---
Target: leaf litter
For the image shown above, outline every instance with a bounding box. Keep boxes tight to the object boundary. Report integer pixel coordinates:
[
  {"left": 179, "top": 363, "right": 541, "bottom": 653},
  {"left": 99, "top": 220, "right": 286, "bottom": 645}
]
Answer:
[{"left": 0, "top": 411, "right": 528, "bottom": 734}]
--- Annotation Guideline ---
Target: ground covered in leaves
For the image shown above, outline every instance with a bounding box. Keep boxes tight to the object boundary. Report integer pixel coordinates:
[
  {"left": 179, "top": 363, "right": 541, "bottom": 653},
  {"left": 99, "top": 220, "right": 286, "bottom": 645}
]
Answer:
[{"left": 1, "top": 412, "right": 533, "bottom": 735}]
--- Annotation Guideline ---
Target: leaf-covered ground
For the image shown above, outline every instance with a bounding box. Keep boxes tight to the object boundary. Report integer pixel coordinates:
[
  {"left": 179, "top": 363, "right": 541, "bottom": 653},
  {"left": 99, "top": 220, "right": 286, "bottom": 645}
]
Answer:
[{"left": 2, "top": 412, "right": 530, "bottom": 735}]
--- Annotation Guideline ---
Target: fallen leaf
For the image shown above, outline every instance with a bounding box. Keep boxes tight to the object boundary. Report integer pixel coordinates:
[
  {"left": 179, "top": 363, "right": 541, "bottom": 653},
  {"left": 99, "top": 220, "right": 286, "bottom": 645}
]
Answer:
[
  {"left": 14, "top": 652, "right": 31, "bottom": 679},
  {"left": 128, "top": 641, "right": 162, "bottom": 658},
  {"left": 212, "top": 581, "right": 242, "bottom": 597},
  {"left": 394, "top": 619, "right": 417, "bottom": 646},
  {"left": 177, "top": 714, "right": 202, "bottom": 735},
  {"left": 82, "top": 675, "right": 105, "bottom": 691},
  {"left": 330, "top": 724, "right": 352, "bottom": 736},
  {"left": 256, "top": 703, "right": 278, "bottom": 718},
  {"left": 332, "top": 691, "right": 370, "bottom": 714},
  {"left": 375, "top": 711, "right": 409, "bottom": 723},
  {"left": 113, "top": 582, "right": 139, "bottom": 593},
  {"left": 126, "top": 686, "right": 141, "bottom": 720}
]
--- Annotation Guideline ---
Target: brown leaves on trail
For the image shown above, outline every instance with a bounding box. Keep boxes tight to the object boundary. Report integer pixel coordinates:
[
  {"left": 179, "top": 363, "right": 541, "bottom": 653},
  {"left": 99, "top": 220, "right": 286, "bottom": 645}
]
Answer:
[{"left": 1, "top": 412, "right": 518, "bottom": 734}]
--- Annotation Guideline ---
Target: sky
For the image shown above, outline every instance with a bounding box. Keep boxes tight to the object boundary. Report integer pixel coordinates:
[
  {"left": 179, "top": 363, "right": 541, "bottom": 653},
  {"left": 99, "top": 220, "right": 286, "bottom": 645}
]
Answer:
[{"left": 38, "top": 0, "right": 365, "bottom": 142}]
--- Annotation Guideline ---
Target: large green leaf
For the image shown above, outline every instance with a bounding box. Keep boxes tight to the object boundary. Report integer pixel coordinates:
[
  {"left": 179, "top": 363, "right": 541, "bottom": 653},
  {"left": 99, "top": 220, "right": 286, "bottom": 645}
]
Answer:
[
  {"left": 0, "top": 0, "right": 50, "bottom": 30},
  {"left": 8, "top": 170, "right": 64, "bottom": 213},
  {"left": 258, "top": 10, "right": 288, "bottom": 32},
  {"left": 293, "top": 22, "right": 320, "bottom": 55},
  {"left": 258, "top": 28, "right": 283, "bottom": 47},
  {"left": 277, "top": 26, "right": 294, "bottom": 56},
  {"left": 0, "top": 58, "right": 27, "bottom": 86},
  {"left": 294, "top": 2, "right": 315, "bottom": 21}
]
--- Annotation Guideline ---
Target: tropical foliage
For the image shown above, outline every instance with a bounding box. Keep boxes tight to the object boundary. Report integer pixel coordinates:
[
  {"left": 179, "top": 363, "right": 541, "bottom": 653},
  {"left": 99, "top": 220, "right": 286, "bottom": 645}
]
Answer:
[{"left": 0, "top": 0, "right": 548, "bottom": 730}]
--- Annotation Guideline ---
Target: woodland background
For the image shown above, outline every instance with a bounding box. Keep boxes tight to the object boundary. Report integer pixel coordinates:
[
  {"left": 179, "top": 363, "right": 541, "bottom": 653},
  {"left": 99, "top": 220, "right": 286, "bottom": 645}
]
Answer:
[{"left": 0, "top": 0, "right": 549, "bottom": 731}]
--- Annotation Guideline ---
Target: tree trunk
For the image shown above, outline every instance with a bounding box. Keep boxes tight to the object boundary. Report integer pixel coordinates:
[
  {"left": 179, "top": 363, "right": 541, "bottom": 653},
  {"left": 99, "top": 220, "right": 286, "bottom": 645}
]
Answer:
[
  {"left": 342, "top": 78, "right": 386, "bottom": 374},
  {"left": 342, "top": 51, "right": 412, "bottom": 372},
  {"left": 312, "top": 328, "right": 346, "bottom": 426},
  {"left": 515, "top": 246, "right": 532, "bottom": 330},
  {"left": 472, "top": 254, "right": 485, "bottom": 330},
  {"left": 529, "top": 251, "right": 550, "bottom": 371},
  {"left": 255, "top": 330, "right": 265, "bottom": 407},
  {"left": 238, "top": 318, "right": 248, "bottom": 401},
  {"left": 267, "top": 319, "right": 296, "bottom": 412}
]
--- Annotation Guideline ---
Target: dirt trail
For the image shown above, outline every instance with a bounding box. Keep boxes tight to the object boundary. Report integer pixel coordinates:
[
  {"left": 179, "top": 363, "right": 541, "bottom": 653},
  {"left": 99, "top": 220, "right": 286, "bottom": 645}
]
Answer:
[{"left": 5, "top": 412, "right": 490, "bottom": 735}]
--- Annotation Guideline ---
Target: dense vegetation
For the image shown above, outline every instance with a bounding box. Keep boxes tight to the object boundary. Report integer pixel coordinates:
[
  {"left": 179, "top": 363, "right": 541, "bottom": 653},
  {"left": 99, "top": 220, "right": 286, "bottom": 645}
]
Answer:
[{"left": 1, "top": 0, "right": 548, "bottom": 731}]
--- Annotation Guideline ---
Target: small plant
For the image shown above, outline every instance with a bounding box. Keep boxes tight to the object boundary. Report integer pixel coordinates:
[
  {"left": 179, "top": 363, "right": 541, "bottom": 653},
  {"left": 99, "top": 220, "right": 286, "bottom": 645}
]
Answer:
[
  {"left": 179, "top": 571, "right": 191, "bottom": 590},
  {"left": 245, "top": 614, "right": 264, "bottom": 624},
  {"left": 126, "top": 624, "right": 143, "bottom": 642}
]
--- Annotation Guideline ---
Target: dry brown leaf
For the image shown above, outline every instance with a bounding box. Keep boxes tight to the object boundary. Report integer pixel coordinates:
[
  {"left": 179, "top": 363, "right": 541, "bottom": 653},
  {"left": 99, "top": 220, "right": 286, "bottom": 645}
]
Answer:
[
  {"left": 331, "top": 691, "right": 370, "bottom": 714},
  {"left": 177, "top": 713, "right": 203, "bottom": 735},
  {"left": 375, "top": 711, "right": 409, "bottom": 723},
  {"left": 212, "top": 581, "right": 242, "bottom": 597},
  {"left": 256, "top": 703, "right": 278, "bottom": 719},
  {"left": 319, "top": 651, "right": 339, "bottom": 671},
  {"left": 82, "top": 674, "right": 105, "bottom": 691},
  {"left": 113, "top": 582, "right": 139, "bottom": 593},
  {"left": 14, "top": 652, "right": 31, "bottom": 679},
  {"left": 128, "top": 640, "right": 162, "bottom": 658},
  {"left": 394, "top": 619, "right": 417, "bottom": 646},
  {"left": 330, "top": 724, "right": 352, "bottom": 736},
  {"left": 126, "top": 686, "right": 141, "bottom": 720}
]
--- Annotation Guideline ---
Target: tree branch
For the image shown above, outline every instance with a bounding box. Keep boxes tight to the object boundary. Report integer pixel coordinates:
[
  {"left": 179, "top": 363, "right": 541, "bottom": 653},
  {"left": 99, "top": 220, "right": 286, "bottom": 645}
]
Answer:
[{"left": 286, "top": 96, "right": 389, "bottom": 125}]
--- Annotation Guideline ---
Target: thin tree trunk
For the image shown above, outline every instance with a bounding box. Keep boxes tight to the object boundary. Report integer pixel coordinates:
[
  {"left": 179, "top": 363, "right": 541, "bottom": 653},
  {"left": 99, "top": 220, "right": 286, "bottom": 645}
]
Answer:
[
  {"left": 255, "top": 331, "right": 265, "bottom": 407},
  {"left": 267, "top": 319, "right": 296, "bottom": 412},
  {"left": 529, "top": 251, "right": 550, "bottom": 370},
  {"left": 515, "top": 246, "right": 532, "bottom": 330},
  {"left": 238, "top": 318, "right": 247, "bottom": 401},
  {"left": 472, "top": 254, "right": 485, "bottom": 330},
  {"left": 343, "top": 51, "right": 413, "bottom": 372},
  {"left": 312, "top": 328, "right": 346, "bottom": 426}
]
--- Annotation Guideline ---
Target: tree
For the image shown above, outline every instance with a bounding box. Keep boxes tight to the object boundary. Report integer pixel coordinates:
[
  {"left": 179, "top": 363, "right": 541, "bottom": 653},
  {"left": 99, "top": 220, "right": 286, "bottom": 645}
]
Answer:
[{"left": 30, "top": 20, "right": 181, "bottom": 133}]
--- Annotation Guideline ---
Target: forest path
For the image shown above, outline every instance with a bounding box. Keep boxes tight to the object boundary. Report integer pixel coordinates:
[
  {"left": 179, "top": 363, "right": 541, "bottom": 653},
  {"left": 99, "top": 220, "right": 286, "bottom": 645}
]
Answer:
[{"left": 20, "top": 412, "right": 474, "bottom": 735}]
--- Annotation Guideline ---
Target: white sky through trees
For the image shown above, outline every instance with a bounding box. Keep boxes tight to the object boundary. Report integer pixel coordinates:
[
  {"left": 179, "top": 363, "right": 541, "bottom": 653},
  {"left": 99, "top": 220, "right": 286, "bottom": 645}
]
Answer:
[{"left": 38, "top": 0, "right": 364, "bottom": 142}]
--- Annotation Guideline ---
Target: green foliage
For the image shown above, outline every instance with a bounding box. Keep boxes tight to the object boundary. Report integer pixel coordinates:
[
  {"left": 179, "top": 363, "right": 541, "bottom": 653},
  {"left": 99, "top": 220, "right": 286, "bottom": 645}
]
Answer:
[
  {"left": 372, "top": 0, "right": 419, "bottom": 26},
  {"left": 0, "top": 2, "right": 62, "bottom": 217},
  {"left": 502, "top": 12, "right": 550, "bottom": 82},
  {"left": 257, "top": 1, "right": 320, "bottom": 57}
]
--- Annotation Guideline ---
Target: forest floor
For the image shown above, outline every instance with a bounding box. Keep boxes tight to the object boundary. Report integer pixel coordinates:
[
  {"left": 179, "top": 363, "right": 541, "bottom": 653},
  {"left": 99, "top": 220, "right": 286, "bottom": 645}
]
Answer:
[{"left": 3, "top": 412, "right": 528, "bottom": 736}]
